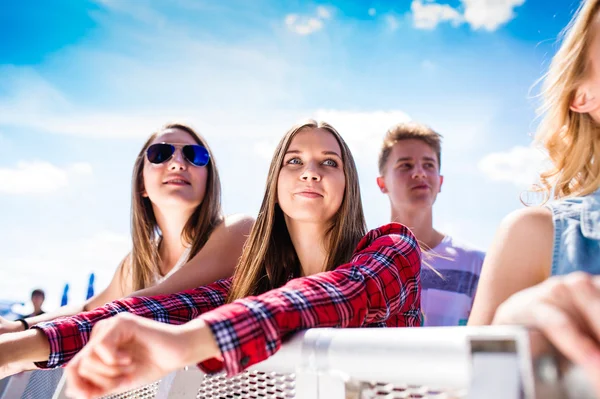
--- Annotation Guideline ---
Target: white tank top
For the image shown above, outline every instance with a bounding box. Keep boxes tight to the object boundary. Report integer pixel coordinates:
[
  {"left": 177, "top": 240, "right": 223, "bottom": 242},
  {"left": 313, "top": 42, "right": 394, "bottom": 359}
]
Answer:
[{"left": 154, "top": 246, "right": 191, "bottom": 284}]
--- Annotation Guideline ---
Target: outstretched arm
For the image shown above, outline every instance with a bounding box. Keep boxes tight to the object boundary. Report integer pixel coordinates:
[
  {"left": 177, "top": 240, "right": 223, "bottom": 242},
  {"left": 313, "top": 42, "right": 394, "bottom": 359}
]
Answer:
[
  {"left": 65, "top": 224, "right": 421, "bottom": 397},
  {"left": 132, "top": 214, "right": 253, "bottom": 297},
  {"left": 0, "top": 278, "right": 231, "bottom": 377}
]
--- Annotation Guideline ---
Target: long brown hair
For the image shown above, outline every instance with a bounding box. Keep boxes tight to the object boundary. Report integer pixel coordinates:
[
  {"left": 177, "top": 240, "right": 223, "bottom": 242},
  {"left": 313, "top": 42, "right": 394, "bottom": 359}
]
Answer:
[
  {"left": 126, "top": 123, "right": 223, "bottom": 291},
  {"left": 535, "top": 0, "right": 600, "bottom": 199},
  {"left": 227, "top": 120, "right": 367, "bottom": 302}
]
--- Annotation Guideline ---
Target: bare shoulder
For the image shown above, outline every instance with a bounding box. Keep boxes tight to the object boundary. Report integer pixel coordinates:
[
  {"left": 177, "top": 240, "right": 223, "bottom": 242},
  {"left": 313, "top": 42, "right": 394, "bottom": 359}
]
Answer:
[
  {"left": 499, "top": 206, "right": 553, "bottom": 239},
  {"left": 209, "top": 214, "right": 255, "bottom": 240},
  {"left": 489, "top": 205, "right": 554, "bottom": 278},
  {"left": 222, "top": 213, "right": 255, "bottom": 228}
]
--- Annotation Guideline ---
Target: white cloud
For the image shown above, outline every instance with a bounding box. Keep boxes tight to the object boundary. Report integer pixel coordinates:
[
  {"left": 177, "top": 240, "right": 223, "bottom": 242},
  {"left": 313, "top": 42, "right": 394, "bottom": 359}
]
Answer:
[
  {"left": 0, "top": 161, "right": 93, "bottom": 195},
  {"left": 411, "top": 0, "right": 462, "bottom": 30},
  {"left": 253, "top": 139, "right": 279, "bottom": 161},
  {"left": 478, "top": 145, "right": 548, "bottom": 187},
  {"left": 368, "top": 8, "right": 377, "bottom": 17},
  {"left": 285, "top": 6, "right": 333, "bottom": 35},
  {"left": 316, "top": 6, "right": 332, "bottom": 20},
  {"left": 2, "top": 230, "right": 130, "bottom": 310},
  {"left": 462, "top": 0, "right": 525, "bottom": 31},
  {"left": 410, "top": 0, "right": 525, "bottom": 31},
  {"left": 313, "top": 109, "right": 412, "bottom": 162}
]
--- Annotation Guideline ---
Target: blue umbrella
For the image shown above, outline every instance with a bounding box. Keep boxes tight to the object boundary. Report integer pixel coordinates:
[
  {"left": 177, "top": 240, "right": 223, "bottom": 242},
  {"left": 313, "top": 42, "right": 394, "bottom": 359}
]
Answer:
[
  {"left": 61, "top": 283, "right": 70, "bottom": 306},
  {"left": 86, "top": 273, "right": 95, "bottom": 300}
]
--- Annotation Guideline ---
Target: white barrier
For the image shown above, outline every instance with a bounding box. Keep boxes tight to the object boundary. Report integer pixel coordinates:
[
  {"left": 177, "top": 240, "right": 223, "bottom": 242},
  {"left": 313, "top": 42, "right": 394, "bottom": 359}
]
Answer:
[{"left": 1, "top": 326, "right": 596, "bottom": 399}]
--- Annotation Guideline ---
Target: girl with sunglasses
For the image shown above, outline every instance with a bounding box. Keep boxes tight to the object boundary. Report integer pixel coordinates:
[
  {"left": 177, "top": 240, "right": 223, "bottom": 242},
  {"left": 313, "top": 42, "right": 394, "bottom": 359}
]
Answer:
[
  {"left": 0, "top": 120, "right": 421, "bottom": 396},
  {"left": 0, "top": 123, "right": 252, "bottom": 371}
]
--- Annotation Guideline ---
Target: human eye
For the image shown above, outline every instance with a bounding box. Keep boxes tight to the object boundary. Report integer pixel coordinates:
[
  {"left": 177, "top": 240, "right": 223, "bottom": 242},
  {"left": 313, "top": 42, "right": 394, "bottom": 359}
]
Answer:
[
  {"left": 322, "top": 159, "right": 338, "bottom": 167},
  {"left": 285, "top": 157, "right": 302, "bottom": 165}
]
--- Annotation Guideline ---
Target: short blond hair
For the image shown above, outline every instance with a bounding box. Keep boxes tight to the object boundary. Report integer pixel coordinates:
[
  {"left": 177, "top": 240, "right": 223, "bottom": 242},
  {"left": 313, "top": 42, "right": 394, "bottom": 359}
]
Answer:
[{"left": 378, "top": 122, "right": 443, "bottom": 175}]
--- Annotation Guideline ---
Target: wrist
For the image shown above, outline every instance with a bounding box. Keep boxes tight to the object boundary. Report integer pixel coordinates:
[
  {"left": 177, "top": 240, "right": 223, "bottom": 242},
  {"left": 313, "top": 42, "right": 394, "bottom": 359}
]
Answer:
[
  {"left": 177, "top": 319, "right": 220, "bottom": 366},
  {"left": 15, "top": 319, "right": 29, "bottom": 332}
]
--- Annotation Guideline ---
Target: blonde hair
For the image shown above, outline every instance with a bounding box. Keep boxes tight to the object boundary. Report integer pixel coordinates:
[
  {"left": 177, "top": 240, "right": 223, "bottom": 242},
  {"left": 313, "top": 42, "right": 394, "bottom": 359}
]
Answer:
[
  {"left": 378, "top": 122, "right": 443, "bottom": 175},
  {"left": 227, "top": 120, "right": 367, "bottom": 302},
  {"left": 535, "top": 0, "right": 600, "bottom": 199},
  {"left": 126, "top": 123, "right": 223, "bottom": 291}
]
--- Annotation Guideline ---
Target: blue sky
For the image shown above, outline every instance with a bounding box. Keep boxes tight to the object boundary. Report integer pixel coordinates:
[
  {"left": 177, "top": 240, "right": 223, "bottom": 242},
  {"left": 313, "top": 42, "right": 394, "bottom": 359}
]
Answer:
[{"left": 0, "top": 0, "right": 579, "bottom": 310}]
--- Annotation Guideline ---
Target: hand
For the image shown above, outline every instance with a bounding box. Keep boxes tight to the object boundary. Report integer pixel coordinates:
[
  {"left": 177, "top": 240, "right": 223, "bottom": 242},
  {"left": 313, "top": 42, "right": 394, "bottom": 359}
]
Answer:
[
  {"left": 0, "top": 316, "right": 24, "bottom": 335},
  {"left": 493, "top": 272, "right": 600, "bottom": 396},
  {"left": 0, "top": 359, "right": 36, "bottom": 380},
  {"left": 65, "top": 313, "right": 193, "bottom": 399}
]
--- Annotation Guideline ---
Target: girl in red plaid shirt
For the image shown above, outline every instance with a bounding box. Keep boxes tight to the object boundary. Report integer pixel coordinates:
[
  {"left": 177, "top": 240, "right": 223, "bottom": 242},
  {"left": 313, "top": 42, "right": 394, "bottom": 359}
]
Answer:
[{"left": 0, "top": 120, "right": 421, "bottom": 398}]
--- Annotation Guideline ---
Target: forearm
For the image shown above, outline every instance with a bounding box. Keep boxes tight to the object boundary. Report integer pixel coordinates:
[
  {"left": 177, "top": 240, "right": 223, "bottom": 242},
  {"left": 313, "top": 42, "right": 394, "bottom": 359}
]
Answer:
[
  {"left": 24, "top": 304, "right": 85, "bottom": 329},
  {"left": 177, "top": 319, "right": 220, "bottom": 366},
  {"left": 0, "top": 329, "right": 50, "bottom": 365},
  {"left": 34, "top": 282, "right": 229, "bottom": 369}
]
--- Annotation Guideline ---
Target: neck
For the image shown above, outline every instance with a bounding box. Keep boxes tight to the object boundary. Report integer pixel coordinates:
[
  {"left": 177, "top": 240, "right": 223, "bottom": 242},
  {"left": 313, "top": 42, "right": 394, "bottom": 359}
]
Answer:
[
  {"left": 285, "top": 219, "right": 329, "bottom": 277},
  {"left": 390, "top": 205, "right": 444, "bottom": 250},
  {"left": 153, "top": 205, "right": 193, "bottom": 274}
]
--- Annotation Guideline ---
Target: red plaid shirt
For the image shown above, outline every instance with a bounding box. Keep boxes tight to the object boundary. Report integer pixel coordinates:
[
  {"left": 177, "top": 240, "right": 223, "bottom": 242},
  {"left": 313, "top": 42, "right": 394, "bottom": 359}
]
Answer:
[{"left": 34, "top": 223, "right": 420, "bottom": 376}]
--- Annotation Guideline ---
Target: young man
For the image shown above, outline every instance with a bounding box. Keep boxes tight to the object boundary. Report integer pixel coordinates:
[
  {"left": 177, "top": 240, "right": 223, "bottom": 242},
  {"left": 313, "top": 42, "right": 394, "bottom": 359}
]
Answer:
[
  {"left": 377, "top": 122, "right": 485, "bottom": 326},
  {"left": 26, "top": 289, "right": 45, "bottom": 318}
]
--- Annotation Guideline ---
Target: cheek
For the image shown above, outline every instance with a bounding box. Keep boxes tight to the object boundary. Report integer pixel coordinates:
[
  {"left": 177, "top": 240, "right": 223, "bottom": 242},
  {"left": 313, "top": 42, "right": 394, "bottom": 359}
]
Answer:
[
  {"left": 194, "top": 168, "right": 209, "bottom": 191},
  {"left": 276, "top": 171, "right": 290, "bottom": 204},
  {"left": 331, "top": 173, "right": 346, "bottom": 204},
  {"left": 141, "top": 165, "right": 154, "bottom": 194}
]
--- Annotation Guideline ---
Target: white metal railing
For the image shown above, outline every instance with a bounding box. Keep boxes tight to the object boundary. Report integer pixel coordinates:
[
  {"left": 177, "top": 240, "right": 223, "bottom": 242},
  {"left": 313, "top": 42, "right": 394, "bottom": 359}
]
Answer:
[{"left": 1, "top": 326, "right": 596, "bottom": 399}]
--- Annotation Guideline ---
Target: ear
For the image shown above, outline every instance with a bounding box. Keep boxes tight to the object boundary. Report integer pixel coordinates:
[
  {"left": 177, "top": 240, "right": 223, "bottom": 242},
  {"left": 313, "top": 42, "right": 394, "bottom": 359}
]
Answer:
[
  {"left": 570, "top": 85, "right": 598, "bottom": 114},
  {"left": 376, "top": 176, "right": 388, "bottom": 193},
  {"left": 438, "top": 175, "right": 444, "bottom": 193}
]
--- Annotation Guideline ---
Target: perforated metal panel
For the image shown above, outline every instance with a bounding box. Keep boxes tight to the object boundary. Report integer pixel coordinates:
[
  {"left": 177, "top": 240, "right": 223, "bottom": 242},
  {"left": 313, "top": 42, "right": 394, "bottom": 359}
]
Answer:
[
  {"left": 99, "top": 381, "right": 160, "bottom": 399},
  {"left": 196, "top": 370, "right": 296, "bottom": 399},
  {"left": 350, "top": 381, "right": 467, "bottom": 399},
  {"left": 20, "top": 368, "right": 64, "bottom": 399}
]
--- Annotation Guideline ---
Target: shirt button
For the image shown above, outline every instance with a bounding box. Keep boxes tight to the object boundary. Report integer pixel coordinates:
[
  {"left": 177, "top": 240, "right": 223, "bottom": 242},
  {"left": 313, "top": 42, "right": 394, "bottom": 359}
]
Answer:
[{"left": 240, "top": 356, "right": 250, "bottom": 367}]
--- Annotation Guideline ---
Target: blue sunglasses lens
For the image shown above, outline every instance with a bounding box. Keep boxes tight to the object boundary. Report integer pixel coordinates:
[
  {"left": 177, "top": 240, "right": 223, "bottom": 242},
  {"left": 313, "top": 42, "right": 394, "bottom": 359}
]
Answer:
[
  {"left": 183, "top": 145, "right": 210, "bottom": 166},
  {"left": 146, "top": 143, "right": 210, "bottom": 167},
  {"left": 147, "top": 143, "right": 175, "bottom": 164}
]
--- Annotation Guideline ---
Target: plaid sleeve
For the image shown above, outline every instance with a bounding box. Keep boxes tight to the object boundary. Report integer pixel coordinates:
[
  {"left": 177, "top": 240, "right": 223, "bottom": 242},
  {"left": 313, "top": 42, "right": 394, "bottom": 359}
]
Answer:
[
  {"left": 33, "top": 278, "right": 232, "bottom": 369},
  {"left": 197, "top": 223, "right": 421, "bottom": 376}
]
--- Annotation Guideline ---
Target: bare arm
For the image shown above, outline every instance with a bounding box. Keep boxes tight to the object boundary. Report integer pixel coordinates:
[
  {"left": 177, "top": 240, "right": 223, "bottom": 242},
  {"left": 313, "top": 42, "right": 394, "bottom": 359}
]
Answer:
[
  {"left": 0, "top": 255, "right": 133, "bottom": 334},
  {"left": 131, "top": 214, "right": 254, "bottom": 298},
  {"left": 467, "top": 206, "right": 554, "bottom": 325}
]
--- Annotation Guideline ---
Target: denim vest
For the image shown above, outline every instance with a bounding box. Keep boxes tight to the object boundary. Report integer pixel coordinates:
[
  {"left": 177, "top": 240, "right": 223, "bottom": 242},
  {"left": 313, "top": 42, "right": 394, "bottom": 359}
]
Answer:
[{"left": 546, "top": 188, "right": 600, "bottom": 276}]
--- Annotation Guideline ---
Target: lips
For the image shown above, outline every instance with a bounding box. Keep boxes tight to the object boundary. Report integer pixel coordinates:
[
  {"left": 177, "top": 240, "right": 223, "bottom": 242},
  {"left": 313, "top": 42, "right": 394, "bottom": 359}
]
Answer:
[
  {"left": 295, "top": 188, "right": 323, "bottom": 198},
  {"left": 164, "top": 176, "right": 191, "bottom": 185},
  {"left": 296, "top": 191, "right": 323, "bottom": 198},
  {"left": 411, "top": 184, "right": 429, "bottom": 190}
]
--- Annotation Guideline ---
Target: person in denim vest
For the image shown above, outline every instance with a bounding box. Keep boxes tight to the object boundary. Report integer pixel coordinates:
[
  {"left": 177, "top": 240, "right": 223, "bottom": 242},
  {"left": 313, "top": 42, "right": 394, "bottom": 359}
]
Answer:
[{"left": 468, "top": 0, "right": 600, "bottom": 325}]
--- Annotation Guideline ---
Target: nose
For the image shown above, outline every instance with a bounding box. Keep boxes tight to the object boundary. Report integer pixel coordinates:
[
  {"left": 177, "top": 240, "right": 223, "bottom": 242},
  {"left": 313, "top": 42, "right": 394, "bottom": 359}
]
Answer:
[
  {"left": 412, "top": 164, "right": 426, "bottom": 179},
  {"left": 168, "top": 148, "right": 187, "bottom": 171},
  {"left": 300, "top": 163, "right": 321, "bottom": 182}
]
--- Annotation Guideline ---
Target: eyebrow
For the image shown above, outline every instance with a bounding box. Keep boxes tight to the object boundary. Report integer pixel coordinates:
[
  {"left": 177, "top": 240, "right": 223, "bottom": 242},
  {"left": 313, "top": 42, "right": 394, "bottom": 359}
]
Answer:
[
  {"left": 285, "top": 149, "right": 342, "bottom": 158},
  {"left": 394, "top": 156, "right": 437, "bottom": 164}
]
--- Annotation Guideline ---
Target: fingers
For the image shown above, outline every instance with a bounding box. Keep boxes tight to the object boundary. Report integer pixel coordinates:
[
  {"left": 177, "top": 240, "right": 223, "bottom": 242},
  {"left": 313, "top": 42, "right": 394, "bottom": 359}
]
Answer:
[
  {"left": 67, "top": 349, "right": 133, "bottom": 399},
  {"left": 566, "top": 274, "right": 600, "bottom": 353},
  {"left": 530, "top": 301, "right": 599, "bottom": 367},
  {"left": 65, "top": 355, "right": 105, "bottom": 399},
  {"left": 65, "top": 316, "right": 137, "bottom": 398}
]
